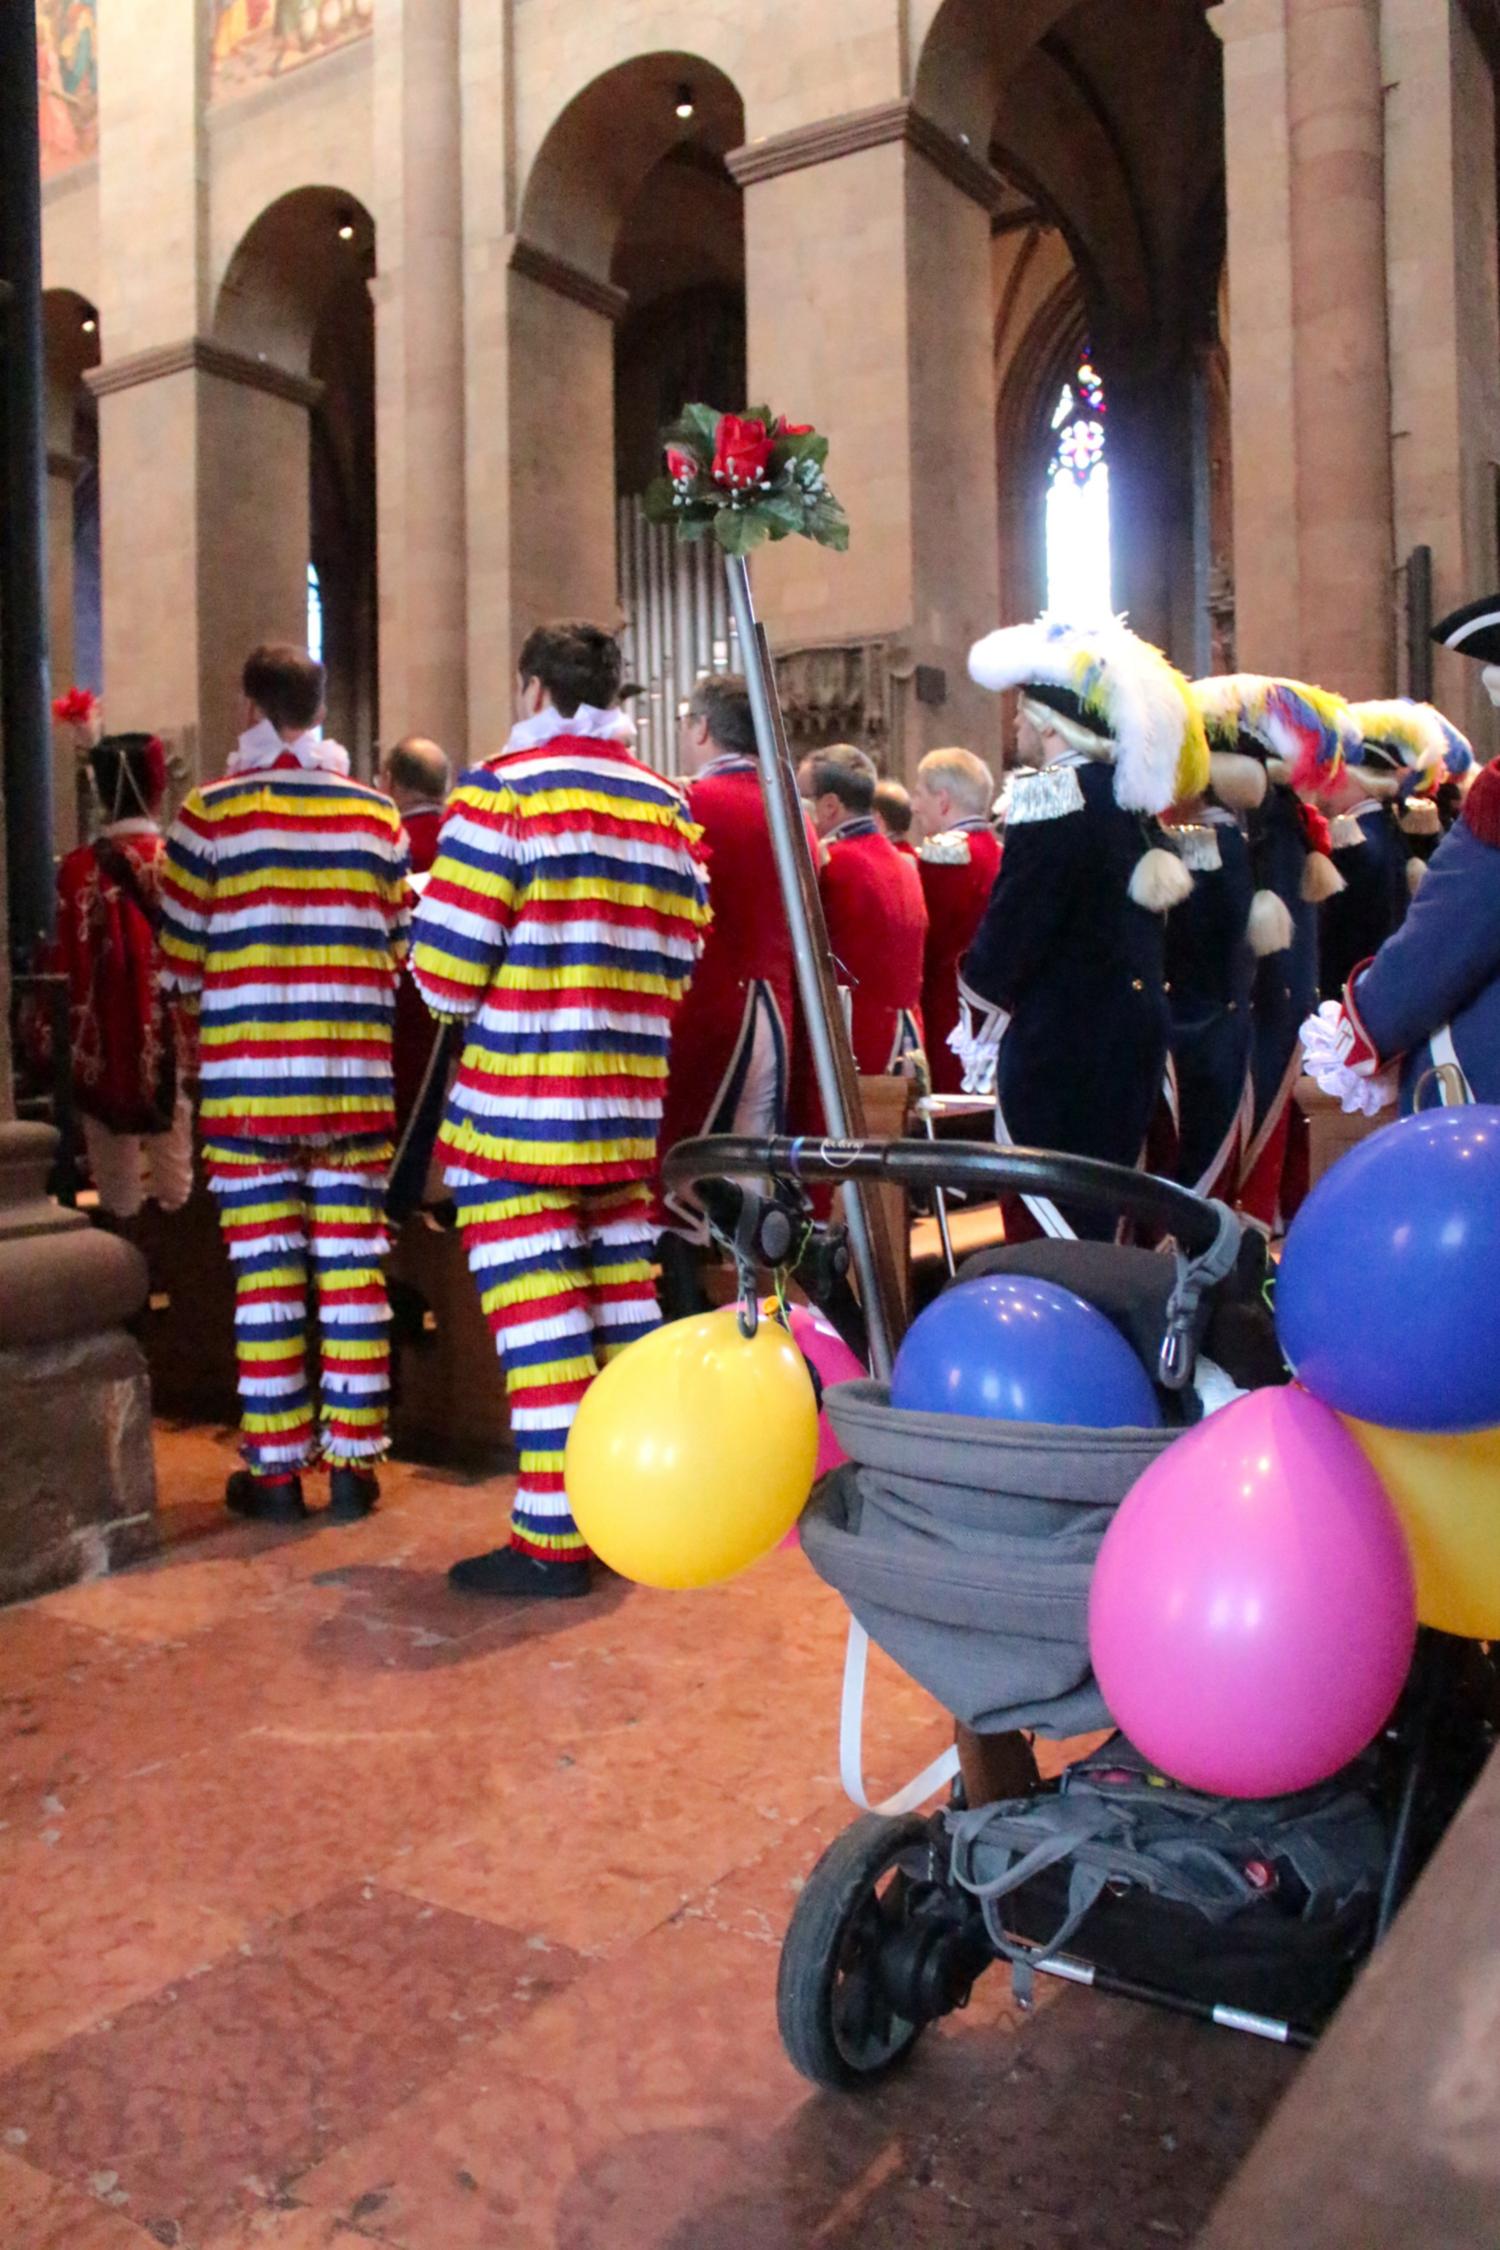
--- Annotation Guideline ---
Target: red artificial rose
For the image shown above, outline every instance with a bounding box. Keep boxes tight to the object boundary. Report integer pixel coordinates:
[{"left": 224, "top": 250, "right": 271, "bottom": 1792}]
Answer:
[
  {"left": 712, "top": 414, "right": 774, "bottom": 488},
  {"left": 773, "top": 416, "right": 814, "bottom": 438},
  {"left": 665, "top": 445, "right": 698, "bottom": 483},
  {"left": 52, "top": 686, "right": 98, "bottom": 727}
]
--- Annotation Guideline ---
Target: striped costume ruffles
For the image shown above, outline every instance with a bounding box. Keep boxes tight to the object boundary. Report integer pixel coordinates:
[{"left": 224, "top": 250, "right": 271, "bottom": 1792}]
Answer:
[
  {"left": 159, "top": 760, "right": 410, "bottom": 1472},
  {"left": 411, "top": 726, "right": 710, "bottom": 1559}
]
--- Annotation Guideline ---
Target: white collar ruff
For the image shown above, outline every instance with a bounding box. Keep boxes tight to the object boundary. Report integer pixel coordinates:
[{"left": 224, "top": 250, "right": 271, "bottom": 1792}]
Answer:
[
  {"left": 227, "top": 719, "right": 351, "bottom": 777},
  {"left": 502, "top": 704, "right": 637, "bottom": 755}
]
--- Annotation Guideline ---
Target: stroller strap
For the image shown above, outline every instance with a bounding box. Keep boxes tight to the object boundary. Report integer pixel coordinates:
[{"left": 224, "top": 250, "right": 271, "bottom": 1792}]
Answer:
[{"left": 839, "top": 1616, "right": 960, "bottom": 1815}]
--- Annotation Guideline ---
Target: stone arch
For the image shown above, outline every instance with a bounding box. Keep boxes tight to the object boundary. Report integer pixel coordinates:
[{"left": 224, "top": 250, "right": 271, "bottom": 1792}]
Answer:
[
  {"left": 209, "top": 189, "right": 378, "bottom": 765},
  {"left": 518, "top": 53, "right": 746, "bottom": 283},
  {"left": 993, "top": 250, "right": 1088, "bottom": 626},
  {"left": 912, "top": 0, "right": 1079, "bottom": 148}
]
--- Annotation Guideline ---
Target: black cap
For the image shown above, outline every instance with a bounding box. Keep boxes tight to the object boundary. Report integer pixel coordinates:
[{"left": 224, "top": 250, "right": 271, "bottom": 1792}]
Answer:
[{"left": 1432, "top": 593, "right": 1500, "bottom": 664}]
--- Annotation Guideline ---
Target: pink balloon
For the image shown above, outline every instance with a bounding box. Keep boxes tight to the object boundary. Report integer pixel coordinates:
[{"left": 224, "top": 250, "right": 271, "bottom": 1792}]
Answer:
[
  {"left": 786, "top": 1303, "right": 867, "bottom": 1479},
  {"left": 1089, "top": 1386, "right": 1415, "bottom": 1798}
]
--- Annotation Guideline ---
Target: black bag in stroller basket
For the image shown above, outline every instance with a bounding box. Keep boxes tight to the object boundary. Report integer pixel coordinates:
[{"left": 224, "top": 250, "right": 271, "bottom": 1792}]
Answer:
[{"left": 948, "top": 1736, "right": 1389, "bottom": 2028}]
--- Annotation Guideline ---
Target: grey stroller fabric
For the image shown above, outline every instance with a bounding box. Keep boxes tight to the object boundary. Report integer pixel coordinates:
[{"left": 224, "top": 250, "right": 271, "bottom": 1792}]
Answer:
[{"left": 801, "top": 1378, "right": 1175, "bottom": 1737}]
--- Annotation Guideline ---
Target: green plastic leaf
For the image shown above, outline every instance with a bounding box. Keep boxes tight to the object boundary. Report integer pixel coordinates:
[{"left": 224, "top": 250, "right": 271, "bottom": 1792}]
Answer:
[
  {"left": 642, "top": 475, "right": 678, "bottom": 525},
  {"left": 679, "top": 402, "right": 723, "bottom": 450}
]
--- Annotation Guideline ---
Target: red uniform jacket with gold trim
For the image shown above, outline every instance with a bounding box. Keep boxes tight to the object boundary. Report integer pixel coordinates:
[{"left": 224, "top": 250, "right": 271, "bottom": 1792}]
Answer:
[{"left": 917, "top": 820, "right": 1002, "bottom": 1093}]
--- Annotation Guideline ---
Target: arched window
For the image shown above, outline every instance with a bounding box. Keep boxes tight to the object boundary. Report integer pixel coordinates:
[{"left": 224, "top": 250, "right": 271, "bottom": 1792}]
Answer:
[
  {"left": 1045, "top": 353, "right": 1112, "bottom": 620},
  {"left": 306, "top": 561, "right": 325, "bottom": 665}
]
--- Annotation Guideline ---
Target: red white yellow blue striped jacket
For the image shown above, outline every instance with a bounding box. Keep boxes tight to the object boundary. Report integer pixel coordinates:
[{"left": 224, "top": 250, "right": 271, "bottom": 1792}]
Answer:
[
  {"left": 410, "top": 734, "right": 710, "bottom": 1187},
  {"left": 158, "top": 765, "right": 410, "bottom": 1143}
]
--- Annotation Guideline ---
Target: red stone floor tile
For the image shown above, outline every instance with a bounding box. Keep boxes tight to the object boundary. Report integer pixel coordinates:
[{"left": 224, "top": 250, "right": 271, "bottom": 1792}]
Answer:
[
  {"left": 0, "top": 2146, "right": 156, "bottom": 2248},
  {"left": 0, "top": 1886, "right": 580, "bottom": 2249}
]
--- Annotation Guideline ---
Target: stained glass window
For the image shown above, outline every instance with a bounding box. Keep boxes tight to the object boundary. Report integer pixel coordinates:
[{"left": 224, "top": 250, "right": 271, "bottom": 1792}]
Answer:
[{"left": 1045, "top": 352, "right": 1113, "bottom": 619}]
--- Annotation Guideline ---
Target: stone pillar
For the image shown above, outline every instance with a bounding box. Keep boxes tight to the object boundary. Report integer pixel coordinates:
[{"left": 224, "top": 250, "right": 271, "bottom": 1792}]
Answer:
[
  {"left": 730, "top": 105, "right": 1002, "bottom": 770},
  {"left": 92, "top": 0, "right": 206, "bottom": 761},
  {"left": 373, "top": 0, "right": 469, "bottom": 760},
  {"left": 1216, "top": 0, "right": 1395, "bottom": 692},
  {"left": 1286, "top": 0, "right": 1394, "bottom": 692},
  {"left": 1382, "top": 0, "right": 1500, "bottom": 749}
]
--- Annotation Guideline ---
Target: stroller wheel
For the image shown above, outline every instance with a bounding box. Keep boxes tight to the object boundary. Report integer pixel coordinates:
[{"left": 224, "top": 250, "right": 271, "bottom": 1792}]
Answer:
[{"left": 777, "top": 1812, "right": 946, "bottom": 2090}]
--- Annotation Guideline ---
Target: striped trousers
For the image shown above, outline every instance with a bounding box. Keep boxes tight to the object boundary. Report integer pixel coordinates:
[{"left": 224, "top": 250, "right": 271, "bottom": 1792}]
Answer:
[
  {"left": 451, "top": 1176, "right": 660, "bottom": 1560},
  {"left": 208, "top": 1141, "right": 392, "bottom": 1473}
]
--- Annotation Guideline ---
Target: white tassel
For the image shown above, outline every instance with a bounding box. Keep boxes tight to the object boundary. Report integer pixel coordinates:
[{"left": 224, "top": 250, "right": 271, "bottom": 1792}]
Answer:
[
  {"left": 1130, "top": 847, "right": 1194, "bottom": 913},
  {"left": 1400, "top": 798, "right": 1441, "bottom": 837},
  {"left": 1407, "top": 855, "right": 1428, "bottom": 898},
  {"left": 1249, "top": 887, "right": 1295, "bottom": 956},
  {"left": 1301, "top": 851, "right": 1346, "bottom": 904}
]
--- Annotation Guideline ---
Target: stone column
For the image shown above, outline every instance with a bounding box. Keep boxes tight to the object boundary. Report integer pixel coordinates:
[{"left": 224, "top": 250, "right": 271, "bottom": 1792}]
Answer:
[
  {"left": 373, "top": 0, "right": 469, "bottom": 761},
  {"left": 1215, "top": 0, "right": 1396, "bottom": 691},
  {"left": 730, "top": 105, "right": 1002, "bottom": 770},
  {"left": 1286, "top": 0, "right": 1394, "bottom": 693},
  {"left": 1382, "top": 0, "right": 1500, "bottom": 749},
  {"left": 92, "top": 0, "right": 207, "bottom": 762},
  {"left": 45, "top": 450, "right": 81, "bottom": 852}
]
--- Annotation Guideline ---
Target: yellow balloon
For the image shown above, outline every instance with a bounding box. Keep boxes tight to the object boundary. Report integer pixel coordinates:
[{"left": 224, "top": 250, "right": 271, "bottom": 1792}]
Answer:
[
  {"left": 564, "top": 1308, "right": 819, "bottom": 1589},
  {"left": 1343, "top": 1418, "right": 1500, "bottom": 1639}
]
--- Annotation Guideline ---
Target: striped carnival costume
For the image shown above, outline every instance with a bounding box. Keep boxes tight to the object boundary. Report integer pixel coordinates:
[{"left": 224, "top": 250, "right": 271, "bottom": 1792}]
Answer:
[
  {"left": 159, "top": 701, "right": 409, "bottom": 1517},
  {"left": 411, "top": 690, "right": 709, "bottom": 1595}
]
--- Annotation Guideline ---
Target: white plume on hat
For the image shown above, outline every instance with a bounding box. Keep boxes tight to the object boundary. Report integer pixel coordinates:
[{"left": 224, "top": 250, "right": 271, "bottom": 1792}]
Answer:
[{"left": 968, "top": 612, "right": 1206, "bottom": 818}]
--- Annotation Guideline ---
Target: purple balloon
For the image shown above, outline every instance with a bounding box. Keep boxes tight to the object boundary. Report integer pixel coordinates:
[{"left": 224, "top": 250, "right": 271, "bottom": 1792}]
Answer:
[{"left": 1089, "top": 1387, "right": 1415, "bottom": 1798}]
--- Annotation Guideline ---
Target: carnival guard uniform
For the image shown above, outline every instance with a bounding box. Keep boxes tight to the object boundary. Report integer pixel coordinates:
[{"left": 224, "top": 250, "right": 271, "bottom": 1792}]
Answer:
[
  {"left": 956, "top": 614, "right": 1206, "bottom": 1239},
  {"left": 1191, "top": 676, "right": 1353, "bottom": 1233},
  {"left": 159, "top": 721, "right": 410, "bottom": 1498},
  {"left": 411, "top": 703, "right": 708, "bottom": 1579}
]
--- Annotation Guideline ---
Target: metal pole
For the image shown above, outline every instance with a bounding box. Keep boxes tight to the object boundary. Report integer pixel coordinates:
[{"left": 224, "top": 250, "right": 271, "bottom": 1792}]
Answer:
[
  {"left": 1405, "top": 545, "right": 1434, "bottom": 704},
  {"left": 0, "top": 1, "right": 55, "bottom": 962},
  {"left": 723, "top": 554, "right": 903, "bottom": 1374}
]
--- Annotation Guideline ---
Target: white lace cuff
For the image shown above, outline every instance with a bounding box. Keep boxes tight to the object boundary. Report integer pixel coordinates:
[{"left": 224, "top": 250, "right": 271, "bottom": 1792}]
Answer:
[{"left": 1300, "top": 1006, "right": 1397, "bottom": 1116}]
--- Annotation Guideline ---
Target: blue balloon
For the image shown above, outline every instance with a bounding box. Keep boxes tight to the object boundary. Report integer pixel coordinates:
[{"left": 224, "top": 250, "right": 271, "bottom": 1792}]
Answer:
[
  {"left": 1277, "top": 1106, "right": 1500, "bottom": 1433},
  {"left": 890, "top": 1274, "right": 1163, "bottom": 1428}
]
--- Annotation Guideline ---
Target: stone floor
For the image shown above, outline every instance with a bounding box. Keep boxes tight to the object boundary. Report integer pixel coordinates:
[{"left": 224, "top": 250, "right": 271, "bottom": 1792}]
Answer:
[{"left": 0, "top": 1427, "right": 1298, "bottom": 2250}]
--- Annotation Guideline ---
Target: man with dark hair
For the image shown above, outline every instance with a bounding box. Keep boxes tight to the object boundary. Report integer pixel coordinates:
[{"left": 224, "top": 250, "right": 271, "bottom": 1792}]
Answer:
[
  {"left": 655, "top": 675, "right": 813, "bottom": 1302},
  {"left": 412, "top": 620, "right": 709, "bottom": 1598},
  {"left": 515, "top": 619, "right": 624, "bottom": 718},
  {"left": 798, "top": 743, "right": 927, "bottom": 1075},
  {"left": 159, "top": 643, "right": 410, "bottom": 1524}
]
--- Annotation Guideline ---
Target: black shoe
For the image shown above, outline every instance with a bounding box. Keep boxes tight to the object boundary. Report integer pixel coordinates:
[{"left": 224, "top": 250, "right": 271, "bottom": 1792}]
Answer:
[
  {"left": 327, "top": 1466, "right": 380, "bottom": 1522},
  {"left": 226, "top": 1470, "right": 308, "bottom": 1523},
  {"left": 447, "top": 1546, "right": 591, "bottom": 1599}
]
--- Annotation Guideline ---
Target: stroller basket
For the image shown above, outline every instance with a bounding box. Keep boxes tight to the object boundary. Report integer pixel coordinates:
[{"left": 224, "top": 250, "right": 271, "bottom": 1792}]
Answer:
[{"left": 803, "top": 1378, "right": 1175, "bottom": 1736}]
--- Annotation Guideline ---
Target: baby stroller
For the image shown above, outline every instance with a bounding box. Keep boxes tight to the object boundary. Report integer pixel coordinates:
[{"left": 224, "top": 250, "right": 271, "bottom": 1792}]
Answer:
[{"left": 661, "top": 1133, "right": 1500, "bottom": 2090}]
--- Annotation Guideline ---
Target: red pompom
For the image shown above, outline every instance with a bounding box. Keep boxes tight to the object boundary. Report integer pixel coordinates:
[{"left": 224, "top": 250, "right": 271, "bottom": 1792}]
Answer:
[
  {"left": 141, "top": 735, "right": 168, "bottom": 805},
  {"left": 1297, "top": 802, "right": 1333, "bottom": 856},
  {"left": 1463, "top": 762, "right": 1500, "bottom": 850}
]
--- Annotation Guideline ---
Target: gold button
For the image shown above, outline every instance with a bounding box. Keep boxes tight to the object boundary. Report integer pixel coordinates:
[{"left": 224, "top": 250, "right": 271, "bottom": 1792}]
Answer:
[{"left": 1131, "top": 978, "right": 1144, "bottom": 992}]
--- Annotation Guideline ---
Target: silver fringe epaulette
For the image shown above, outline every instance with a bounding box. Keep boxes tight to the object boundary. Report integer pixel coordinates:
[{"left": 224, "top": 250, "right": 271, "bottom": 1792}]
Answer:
[
  {"left": 917, "top": 829, "right": 973, "bottom": 865},
  {"left": 1005, "top": 764, "right": 1086, "bottom": 826},
  {"left": 1168, "top": 822, "right": 1223, "bottom": 873}
]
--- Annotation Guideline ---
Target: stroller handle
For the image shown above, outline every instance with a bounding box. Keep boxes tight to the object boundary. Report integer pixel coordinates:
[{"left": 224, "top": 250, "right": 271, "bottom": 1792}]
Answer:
[{"left": 661, "top": 1134, "right": 1236, "bottom": 1263}]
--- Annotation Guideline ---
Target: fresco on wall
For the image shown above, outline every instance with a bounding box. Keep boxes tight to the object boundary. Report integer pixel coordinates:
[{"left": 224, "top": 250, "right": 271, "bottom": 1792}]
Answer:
[
  {"left": 37, "top": 1, "right": 99, "bottom": 180},
  {"left": 210, "top": 0, "right": 372, "bottom": 104}
]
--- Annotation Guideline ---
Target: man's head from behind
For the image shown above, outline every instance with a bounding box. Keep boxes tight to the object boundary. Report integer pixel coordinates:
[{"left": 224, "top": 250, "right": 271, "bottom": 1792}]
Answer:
[
  {"left": 680, "top": 672, "right": 755, "bottom": 773},
  {"left": 873, "top": 779, "right": 912, "bottom": 842},
  {"left": 381, "top": 735, "right": 451, "bottom": 811},
  {"left": 797, "top": 743, "right": 878, "bottom": 839},
  {"left": 516, "top": 621, "right": 623, "bottom": 721},
  {"left": 241, "top": 643, "right": 325, "bottom": 739},
  {"left": 911, "top": 746, "right": 996, "bottom": 840}
]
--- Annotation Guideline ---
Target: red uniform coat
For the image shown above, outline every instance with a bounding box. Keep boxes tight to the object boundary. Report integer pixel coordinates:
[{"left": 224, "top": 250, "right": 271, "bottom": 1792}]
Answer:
[
  {"left": 917, "top": 819, "right": 1003, "bottom": 1093},
  {"left": 658, "top": 757, "right": 809, "bottom": 1191},
  {"left": 46, "top": 820, "right": 177, "bottom": 1132},
  {"left": 818, "top": 817, "right": 928, "bottom": 1073},
  {"left": 391, "top": 801, "right": 446, "bottom": 1133}
]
